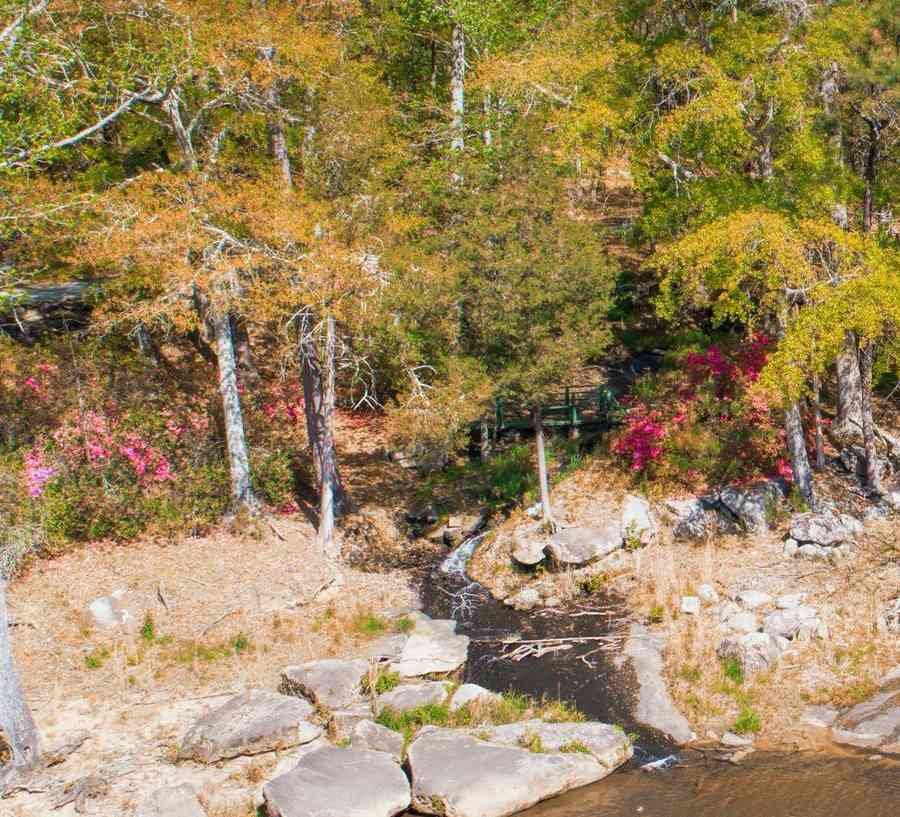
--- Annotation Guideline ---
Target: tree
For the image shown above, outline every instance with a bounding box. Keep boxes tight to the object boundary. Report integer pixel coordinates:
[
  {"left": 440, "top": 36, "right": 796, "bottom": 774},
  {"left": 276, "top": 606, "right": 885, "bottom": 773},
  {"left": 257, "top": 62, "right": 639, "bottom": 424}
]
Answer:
[{"left": 0, "top": 577, "right": 40, "bottom": 789}]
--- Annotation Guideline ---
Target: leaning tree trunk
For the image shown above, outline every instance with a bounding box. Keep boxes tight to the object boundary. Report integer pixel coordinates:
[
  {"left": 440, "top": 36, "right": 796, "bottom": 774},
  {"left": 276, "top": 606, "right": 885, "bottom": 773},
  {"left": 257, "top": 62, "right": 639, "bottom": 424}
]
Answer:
[
  {"left": 532, "top": 405, "right": 558, "bottom": 533},
  {"left": 450, "top": 23, "right": 465, "bottom": 151},
  {"left": 0, "top": 580, "right": 41, "bottom": 786},
  {"left": 317, "top": 316, "right": 339, "bottom": 558},
  {"left": 858, "top": 341, "right": 881, "bottom": 495},
  {"left": 835, "top": 331, "right": 864, "bottom": 439},
  {"left": 210, "top": 310, "right": 257, "bottom": 510},
  {"left": 298, "top": 320, "right": 351, "bottom": 517},
  {"left": 785, "top": 401, "right": 814, "bottom": 507},
  {"left": 261, "top": 46, "right": 293, "bottom": 189}
]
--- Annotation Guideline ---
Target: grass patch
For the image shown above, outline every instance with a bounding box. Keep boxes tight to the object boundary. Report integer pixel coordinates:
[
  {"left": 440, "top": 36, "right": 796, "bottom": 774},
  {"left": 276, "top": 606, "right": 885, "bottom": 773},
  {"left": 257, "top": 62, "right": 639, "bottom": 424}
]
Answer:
[
  {"left": 363, "top": 669, "right": 401, "bottom": 695},
  {"left": 678, "top": 664, "right": 702, "bottom": 684},
  {"left": 559, "top": 739, "right": 590, "bottom": 753},
  {"left": 518, "top": 731, "right": 544, "bottom": 753},
  {"left": 394, "top": 616, "right": 415, "bottom": 634},
  {"left": 353, "top": 612, "right": 389, "bottom": 637},
  {"left": 648, "top": 604, "right": 665, "bottom": 624},
  {"left": 581, "top": 573, "right": 607, "bottom": 595},
  {"left": 732, "top": 705, "right": 761, "bottom": 734},
  {"left": 84, "top": 646, "right": 110, "bottom": 669},
  {"left": 140, "top": 612, "right": 156, "bottom": 643},
  {"left": 722, "top": 657, "right": 744, "bottom": 685}
]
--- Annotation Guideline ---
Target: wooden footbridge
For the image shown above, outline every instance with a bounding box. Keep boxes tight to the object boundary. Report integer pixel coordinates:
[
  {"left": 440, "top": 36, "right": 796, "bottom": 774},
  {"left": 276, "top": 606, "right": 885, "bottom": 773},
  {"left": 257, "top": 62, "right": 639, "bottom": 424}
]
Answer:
[{"left": 487, "top": 385, "right": 623, "bottom": 439}]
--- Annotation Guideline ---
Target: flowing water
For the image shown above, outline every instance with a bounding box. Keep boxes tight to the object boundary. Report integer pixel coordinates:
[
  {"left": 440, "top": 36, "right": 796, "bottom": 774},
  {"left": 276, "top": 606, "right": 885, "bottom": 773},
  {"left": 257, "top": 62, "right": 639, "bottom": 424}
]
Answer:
[{"left": 419, "top": 534, "right": 900, "bottom": 817}]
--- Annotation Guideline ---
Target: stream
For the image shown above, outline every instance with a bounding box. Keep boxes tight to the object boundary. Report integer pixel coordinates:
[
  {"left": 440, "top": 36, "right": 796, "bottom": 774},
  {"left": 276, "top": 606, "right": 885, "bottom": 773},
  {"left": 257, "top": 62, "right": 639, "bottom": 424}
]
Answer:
[{"left": 419, "top": 534, "right": 900, "bottom": 817}]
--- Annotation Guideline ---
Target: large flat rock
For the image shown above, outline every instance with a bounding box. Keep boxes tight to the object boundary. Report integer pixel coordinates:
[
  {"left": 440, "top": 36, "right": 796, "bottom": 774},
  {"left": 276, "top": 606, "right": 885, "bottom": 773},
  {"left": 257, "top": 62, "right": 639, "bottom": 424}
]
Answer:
[
  {"left": 280, "top": 658, "right": 369, "bottom": 710},
  {"left": 180, "top": 689, "right": 322, "bottom": 763},
  {"left": 351, "top": 719, "right": 405, "bottom": 763},
  {"left": 377, "top": 681, "right": 450, "bottom": 714},
  {"left": 263, "top": 745, "right": 410, "bottom": 817},
  {"left": 546, "top": 523, "right": 621, "bottom": 566},
  {"left": 831, "top": 667, "right": 900, "bottom": 754},
  {"left": 512, "top": 523, "right": 547, "bottom": 566},
  {"left": 479, "top": 720, "right": 633, "bottom": 771},
  {"left": 407, "top": 726, "right": 625, "bottom": 817},
  {"left": 389, "top": 618, "right": 469, "bottom": 677},
  {"left": 623, "top": 624, "right": 694, "bottom": 744}
]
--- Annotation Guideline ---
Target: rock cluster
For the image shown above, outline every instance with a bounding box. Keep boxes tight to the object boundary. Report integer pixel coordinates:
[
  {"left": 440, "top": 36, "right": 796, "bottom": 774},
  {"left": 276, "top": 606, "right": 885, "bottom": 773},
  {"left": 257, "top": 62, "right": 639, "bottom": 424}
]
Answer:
[
  {"left": 782, "top": 511, "right": 863, "bottom": 560},
  {"left": 161, "top": 610, "right": 632, "bottom": 817},
  {"left": 511, "top": 494, "right": 656, "bottom": 571}
]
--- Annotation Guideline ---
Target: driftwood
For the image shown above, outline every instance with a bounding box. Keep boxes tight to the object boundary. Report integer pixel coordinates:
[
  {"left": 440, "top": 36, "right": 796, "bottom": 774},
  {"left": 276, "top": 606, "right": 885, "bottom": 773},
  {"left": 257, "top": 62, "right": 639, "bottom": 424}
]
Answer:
[{"left": 0, "top": 282, "right": 95, "bottom": 338}]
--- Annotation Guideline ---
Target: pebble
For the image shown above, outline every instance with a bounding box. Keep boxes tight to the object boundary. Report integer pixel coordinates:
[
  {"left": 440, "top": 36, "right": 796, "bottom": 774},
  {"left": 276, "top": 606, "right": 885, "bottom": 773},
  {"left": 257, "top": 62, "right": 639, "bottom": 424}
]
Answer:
[
  {"left": 697, "top": 584, "right": 720, "bottom": 605},
  {"left": 783, "top": 539, "right": 799, "bottom": 558},
  {"left": 680, "top": 596, "right": 701, "bottom": 615},
  {"left": 776, "top": 593, "right": 807, "bottom": 610},
  {"left": 736, "top": 590, "right": 772, "bottom": 610}
]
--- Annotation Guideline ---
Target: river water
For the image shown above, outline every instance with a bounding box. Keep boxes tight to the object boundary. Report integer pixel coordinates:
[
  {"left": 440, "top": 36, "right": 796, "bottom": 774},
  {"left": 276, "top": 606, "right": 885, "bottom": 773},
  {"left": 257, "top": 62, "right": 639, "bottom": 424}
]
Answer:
[{"left": 420, "top": 535, "right": 900, "bottom": 817}]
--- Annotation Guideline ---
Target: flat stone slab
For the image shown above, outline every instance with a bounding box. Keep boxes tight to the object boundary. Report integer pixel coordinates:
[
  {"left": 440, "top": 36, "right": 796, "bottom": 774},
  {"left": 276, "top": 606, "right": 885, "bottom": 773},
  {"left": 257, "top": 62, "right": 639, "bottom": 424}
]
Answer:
[
  {"left": 407, "top": 726, "right": 627, "bottom": 817},
  {"left": 280, "top": 658, "right": 369, "bottom": 709},
  {"left": 623, "top": 624, "right": 694, "bottom": 744},
  {"left": 135, "top": 784, "right": 205, "bottom": 817},
  {"left": 389, "top": 619, "right": 469, "bottom": 677},
  {"left": 377, "top": 681, "right": 450, "bottom": 714},
  {"left": 263, "top": 745, "right": 410, "bottom": 817},
  {"left": 179, "top": 689, "right": 321, "bottom": 763},
  {"left": 351, "top": 719, "right": 405, "bottom": 763},
  {"left": 831, "top": 667, "right": 900, "bottom": 754},
  {"left": 479, "top": 720, "right": 633, "bottom": 770},
  {"left": 546, "top": 523, "right": 621, "bottom": 566},
  {"left": 790, "top": 512, "right": 851, "bottom": 547}
]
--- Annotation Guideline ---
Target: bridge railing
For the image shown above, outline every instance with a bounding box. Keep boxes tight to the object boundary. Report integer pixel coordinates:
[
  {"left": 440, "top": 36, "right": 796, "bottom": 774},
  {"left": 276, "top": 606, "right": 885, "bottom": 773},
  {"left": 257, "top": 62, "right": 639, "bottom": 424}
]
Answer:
[{"left": 491, "top": 385, "right": 622, "bottom": 434}]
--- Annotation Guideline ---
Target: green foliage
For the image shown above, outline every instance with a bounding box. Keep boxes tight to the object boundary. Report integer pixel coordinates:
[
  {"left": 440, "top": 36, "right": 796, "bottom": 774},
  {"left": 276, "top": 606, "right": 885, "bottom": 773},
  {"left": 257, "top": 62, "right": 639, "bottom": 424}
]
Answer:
[
  {"left": 141, "top": 613, "right": 156, "bottom": 643},
  {"left": 722, "top": 658, "right": 745, "bottom": 686},
  {"left": 559, "top": 739, "right": 590, "bottom": 754},
  {"left": 362, "top": 669, "right": 402, "bottom": 695},
  {"left": 352, "top": 613, "right": 389, "bottom": 637},
  {"left": 648, "top": 604, "right": 665, "bottom": 624},
  {"left": 732, "top": 705, "right": 761, "bottom": 735}
]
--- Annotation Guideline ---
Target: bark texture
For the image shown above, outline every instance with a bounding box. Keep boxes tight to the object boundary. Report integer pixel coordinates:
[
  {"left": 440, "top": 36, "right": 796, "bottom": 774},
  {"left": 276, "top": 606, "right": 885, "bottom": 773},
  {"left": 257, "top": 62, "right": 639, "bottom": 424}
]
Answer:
[
  {"left": 784, "top": 401, "right": 814, "bottom": 506},
  {"left": 317, "top": 316, "right": 339, "bottom": 557},
  {"left": 835, "top": 332, "right": 864, "bottom": 438},
  {"left": 0, "top": 579, "right": 41, "bottom": 781},
  {"left": 211, "top": 309, "right": 257, "bottom": 509},
  {"left": 450, "top": 23, "right": 465, "bottom": 151},
  {"left": 858, "top": 341, "right": 881, "bottom": 494}
]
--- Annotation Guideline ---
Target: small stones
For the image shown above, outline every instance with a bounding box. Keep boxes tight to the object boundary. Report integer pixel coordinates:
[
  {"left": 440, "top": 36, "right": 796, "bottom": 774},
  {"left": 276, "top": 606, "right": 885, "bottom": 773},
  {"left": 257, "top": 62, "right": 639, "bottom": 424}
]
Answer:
[
  {"left": 697, "top": 584, "right": 720, "bottom": 605},
  {"left": 680, "top": 596, "right": 701, "bottom": 615},
  {"left": 506, "top": 586, "right": 542, "bottom": 611}
]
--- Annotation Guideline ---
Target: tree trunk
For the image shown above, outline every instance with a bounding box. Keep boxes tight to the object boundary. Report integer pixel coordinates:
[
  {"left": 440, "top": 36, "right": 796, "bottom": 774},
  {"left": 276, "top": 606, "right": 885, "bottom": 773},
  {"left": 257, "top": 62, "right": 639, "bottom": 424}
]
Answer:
[
  {"left": 812, "top": 373, "right": 826, "bottom": 471},
  {"left": 161, "top": 91, "right": 197, "bottom": 171},
  {"left": 231, "top": 316, "right": 260, "bottom": 388},
  {"left": 450, "top": 23, "right": 465, "bottom": 151},
  {"left": 211, "top": 309, "right": 257, "bottom": 510},
  {"left": 0, "top": 579, "right": 41, "bottom": 784},
  {"left": 835, "top": 332, "right": 863, "bottom": 438},
  {"left": 483, "top": 88, "right": 492, "bottom": 147},
  {"left": 862, "top": 126, "right": 880, "bottom": 234},
  {"left": 858, "top": 341, "right": 881, "bottom": 495},
  {"left": 261, "top": 47, "right": 292, "bottom": 189},
  {"left": 784, "top": 401, "right": 814, "bottom": 506},
  {"left": 317, "top": 316, "right": 339, "bottom": 558},
  {"left": 533, "top": 406, "right": 558, "bottom": 532},
  {"left": 298, "top": 319, "right": 351, "bottom": 517},
  {"left": 479, "top": 418, "right": 492, "bottom": 460}
]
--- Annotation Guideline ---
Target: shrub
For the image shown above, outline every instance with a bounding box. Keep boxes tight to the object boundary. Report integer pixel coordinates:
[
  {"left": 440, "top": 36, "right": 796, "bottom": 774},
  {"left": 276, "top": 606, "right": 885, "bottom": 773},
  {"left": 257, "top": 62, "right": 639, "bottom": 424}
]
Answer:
[
  {"left": 732, "top": 705, "right": 761, "bottom": 734},
  {"left": 722, "top": 657, "right": 745, "bottom": 685}
]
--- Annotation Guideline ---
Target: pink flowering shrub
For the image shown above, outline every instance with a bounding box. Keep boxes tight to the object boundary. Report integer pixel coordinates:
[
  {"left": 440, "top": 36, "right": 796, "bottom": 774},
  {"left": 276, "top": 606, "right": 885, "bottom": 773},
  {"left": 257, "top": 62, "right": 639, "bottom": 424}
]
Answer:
[{"left": 612, "top": 335, "right": 789, "bottom": 491}]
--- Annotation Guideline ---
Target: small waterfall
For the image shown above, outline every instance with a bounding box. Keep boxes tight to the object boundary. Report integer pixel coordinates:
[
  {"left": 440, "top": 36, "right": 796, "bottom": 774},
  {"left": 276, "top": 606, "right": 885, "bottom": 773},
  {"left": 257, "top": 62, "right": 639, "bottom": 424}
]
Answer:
[{"left": 440, "top": 532, "right": 485, "bottom": 577}]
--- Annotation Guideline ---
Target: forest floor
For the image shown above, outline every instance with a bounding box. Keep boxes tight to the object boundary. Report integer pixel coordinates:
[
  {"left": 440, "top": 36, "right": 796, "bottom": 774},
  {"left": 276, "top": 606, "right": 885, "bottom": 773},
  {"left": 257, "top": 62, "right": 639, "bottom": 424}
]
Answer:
[{"left": 470, "top": 452, "right": 900, "bottom": 752}]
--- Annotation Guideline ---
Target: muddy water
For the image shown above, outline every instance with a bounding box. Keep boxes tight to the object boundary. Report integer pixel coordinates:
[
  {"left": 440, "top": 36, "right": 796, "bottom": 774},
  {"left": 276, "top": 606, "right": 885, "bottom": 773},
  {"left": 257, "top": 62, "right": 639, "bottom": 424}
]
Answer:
[{"left": 421, "top": 536, "right": 900, "bottom": 817}]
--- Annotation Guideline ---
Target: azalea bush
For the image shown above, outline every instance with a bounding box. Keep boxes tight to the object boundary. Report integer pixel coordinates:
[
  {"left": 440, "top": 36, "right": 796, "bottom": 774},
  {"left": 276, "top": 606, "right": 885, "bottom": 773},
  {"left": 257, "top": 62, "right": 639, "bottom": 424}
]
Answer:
[
  {"left": 611, "top": 335, "right": 791, "bottom": 492},
  {"left": 0, "top": 339, "right": 312, "bottom": 549}
]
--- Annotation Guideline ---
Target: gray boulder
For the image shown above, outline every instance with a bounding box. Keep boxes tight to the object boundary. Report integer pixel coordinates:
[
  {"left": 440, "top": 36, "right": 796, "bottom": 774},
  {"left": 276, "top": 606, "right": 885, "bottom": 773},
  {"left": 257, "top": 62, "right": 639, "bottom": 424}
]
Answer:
[
  {"left": 546, "top": 523, "right": 621, "bottom": 566},
  {"left": 366, "top": 634, "right": 408, "bottom": 662},
  {"left": 179, "top": 689, "right": 321, "bottom": 763},
  {"left": 623, "top": 624, "right": 694, "bottom": 744},
  {"left": 716, "top": 632, "right": 782, "bottom": 675},
  {"left": 377, "top": 681, "right": 450, "bottom": 714},
  {"left": 351, "top": 720, "right": 405, "bottom": 763},
  {"left": 331, "top": 703, "right": 374, "bottom": 742},
  {"left": 263, "top": 745, "right": 411, "bottom": 817},
  {"left": 735, "top": 590, "right": 772, "bottom": 610},
  {"left": 790, "top": 512, "right": 853, "bottom": 547},
  {"left": 666, "top": 497, "right": 738, "bottom": 541},
  {"left": 621, "top": 495, "right": 657, "bottom": 546},
  {"left": 134, "top": 784, "right": 206, "bottom": 817},
  {"left": 830, "top": 667, "right": 900, "bottom": 754},
  {"left": 718, "top": 480, "right": 784, "bottom": 532},
  {"left": 764, "top": 606, "right": 818, "bottom": 640},
  {"left": 407, "top": 726, "right": 629, "bottom": 817},
  {"left": 776, "top": 593, "right": 807, "bottom": 610},
  {"left": 722, "top": 612, "right": 759, "bottom": 635},
  {"left": 512, "top": 523, "right": 547, "bottom": 566},
  {"left": 280, "top": 658, "right": 369, "bottom": 710}
]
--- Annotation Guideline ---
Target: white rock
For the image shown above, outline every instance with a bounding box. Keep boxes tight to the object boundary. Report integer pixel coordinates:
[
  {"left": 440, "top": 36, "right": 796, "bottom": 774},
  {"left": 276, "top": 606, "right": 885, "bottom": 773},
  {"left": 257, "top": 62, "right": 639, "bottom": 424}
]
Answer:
[
  {"left": 783, "top": 540, "right": 799, "bottom": 558},
  {"left": 680, "top": 596, "right": 701, "bottom": 615},
  {"left": 736, "top": 590, "right": 772, "bottom": 610},
  {"left": 716, "top": 632, "right": 782, "bottom": 674},
  {"left": 506, "top": 586, "right": 542, "bottom": 611},
  {"left": 389, "top": 615, "right": 469, "bottom": 677},
  {"left": 621, "top": 495, "right": 657, "bottom": 546},
  {"left": 546, "top": 523, "right": 622, "bottom": 566},
  {"left": 720, "top": 731, "right": 753, "bottom": 748},
  {"left": 88, "top": 592, "right": 130, "bottom": 628},
  {"left": 134, "top": 784, "right": 205, "bottom": 817},
  {"left": 697, "top": 584, "right": 720, "bottom": 605},
  {"left": 377, "top": 681, "right": 450, "bottom": 714},
  {"left": 798, "top": 544, "right": 828, "bottom": 561},
  {"left": 723, "top": 612, "right": 759, "bottom": 634},
  {"left": 776, "top": 593, "right": 807, "bottom": 610}
]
